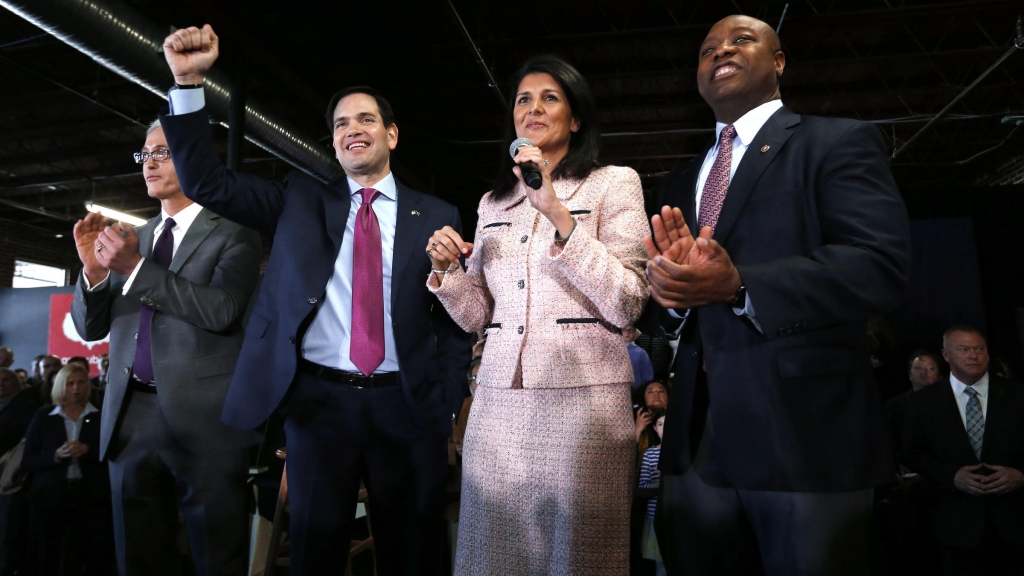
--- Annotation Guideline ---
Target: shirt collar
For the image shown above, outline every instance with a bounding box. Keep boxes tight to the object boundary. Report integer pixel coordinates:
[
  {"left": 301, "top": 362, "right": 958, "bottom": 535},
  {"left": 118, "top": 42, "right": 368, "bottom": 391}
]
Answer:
[
  {"left": 347, "top": 172, "right": 397, "bottom": 202},
  {"left": 160, "top": 201, "right": 204, "bottom": 233},
  {"left": 949, "top": 372, "right": 989, "bottom": 398},
  {"left": 715, "top": 99, "right": 784, "bottom": 147},
  {"left": 50, "top": 403, "right": 99, "bottom": 418}
]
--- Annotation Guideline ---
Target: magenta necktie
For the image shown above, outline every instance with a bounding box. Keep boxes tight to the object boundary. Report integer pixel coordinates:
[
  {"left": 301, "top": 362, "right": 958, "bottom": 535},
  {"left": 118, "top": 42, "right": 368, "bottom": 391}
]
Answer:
[
  {"left": 350, "top": 189, "right": 385, "bottom": 376},
  {"left": 698, "top": 125, "right": 737, "bottom": 231}
]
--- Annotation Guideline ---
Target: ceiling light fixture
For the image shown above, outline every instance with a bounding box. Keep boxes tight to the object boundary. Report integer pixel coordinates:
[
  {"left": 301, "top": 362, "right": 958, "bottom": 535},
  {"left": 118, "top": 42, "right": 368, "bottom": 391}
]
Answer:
[{"left": 84, "top": 201, "right": 147, "bottom": 226}]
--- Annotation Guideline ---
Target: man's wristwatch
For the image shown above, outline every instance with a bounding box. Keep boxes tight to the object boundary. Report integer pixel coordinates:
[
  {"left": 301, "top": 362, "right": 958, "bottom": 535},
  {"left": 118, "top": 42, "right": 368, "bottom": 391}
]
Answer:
[{"left": 729, "top": 285, "right": 747, "bottom": 308}]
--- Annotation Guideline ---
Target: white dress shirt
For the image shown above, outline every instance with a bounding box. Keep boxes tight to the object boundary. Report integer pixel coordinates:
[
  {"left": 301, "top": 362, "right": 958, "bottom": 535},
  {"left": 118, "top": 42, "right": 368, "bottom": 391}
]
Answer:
[
  {"left": 300, "top": 175, "right": 400, "bottom": 373},
  {"left": 50, "top": 402, "right": 98, "bottom": 479},
  {"left": 949, "top": 372, "right": 990, "bottom": 431},
  {"left": 667, "top": 99, "right": 784, "bottom": 329},
  {"left": 85, "top": 201, "right": 204, "bottom": 294}
]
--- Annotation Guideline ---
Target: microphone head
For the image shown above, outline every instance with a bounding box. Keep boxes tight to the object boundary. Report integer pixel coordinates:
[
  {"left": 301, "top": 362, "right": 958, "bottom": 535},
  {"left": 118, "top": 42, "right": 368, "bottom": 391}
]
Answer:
[{"left": 509, "top": 138, "right": 534, "bottom": 159}]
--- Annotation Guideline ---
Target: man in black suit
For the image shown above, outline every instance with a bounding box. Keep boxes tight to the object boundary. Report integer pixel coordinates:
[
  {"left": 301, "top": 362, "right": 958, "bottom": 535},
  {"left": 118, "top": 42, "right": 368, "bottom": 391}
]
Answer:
[
  {"left": 161, "top": 25, "right": 472, "bottom": 575},
  {"left": 72, "top": 121, "right": 262, "bottom": 576},
  {"left": 640, "top": 15, "right": 910, "bottom": 575},
  {"left": 904, "top": 326, "right": 1024, "bottom": 575}
]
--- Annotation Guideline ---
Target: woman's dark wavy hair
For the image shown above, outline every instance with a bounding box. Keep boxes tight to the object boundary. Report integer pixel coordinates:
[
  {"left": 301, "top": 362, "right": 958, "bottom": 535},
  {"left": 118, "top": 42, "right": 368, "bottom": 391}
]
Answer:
[{"left": 491, "top": 55, "right": 602, "bottom": 200}]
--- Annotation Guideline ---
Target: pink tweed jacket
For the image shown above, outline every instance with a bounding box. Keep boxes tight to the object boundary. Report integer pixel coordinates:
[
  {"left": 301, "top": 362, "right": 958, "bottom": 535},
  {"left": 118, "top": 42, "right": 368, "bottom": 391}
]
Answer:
[{"left": 428, "top": 165, "right": 650, "bottom": 389}]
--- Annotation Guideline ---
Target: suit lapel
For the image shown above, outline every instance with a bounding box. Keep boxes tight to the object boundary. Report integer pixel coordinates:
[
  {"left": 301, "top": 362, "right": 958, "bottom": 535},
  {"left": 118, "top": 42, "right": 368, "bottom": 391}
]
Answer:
[
  {"left": 136, "top": 217, "right": 159, "bottom": 260},
  {"left": 169, "top": 208, "right": 217, "bottom": 273},
  {"left": 324, "top": 176, "right": 353, "bottom": 254},
  {"left": 391, "top": 181, "right": 426, "bottom": 310},
  {"left": 713, "top": 107, "right": 800, "bottom": 245}
]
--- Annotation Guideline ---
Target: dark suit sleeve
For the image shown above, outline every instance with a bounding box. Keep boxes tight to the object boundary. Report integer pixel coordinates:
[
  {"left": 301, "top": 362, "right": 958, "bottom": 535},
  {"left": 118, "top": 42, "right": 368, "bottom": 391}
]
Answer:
[
  {"left": 124, "top": 224, "right": 262, "bottom": 332},
  {"left": 71, "top": 272, "right": 114, "bottom": 342},
  {"left": 20, "top": 412, "right": 61, "bottom": 474},
  {"left": 903, "top": 393, "right": 959, "bottom": 493},
  {"left": 159, "top": 109, "right": 286, "bottom": 237},
  {"left": 431, "top": 206, "right": 474, "bottom": 415},
  {"left": 737, "top": 122, "right": 910, "bottom": 338}
]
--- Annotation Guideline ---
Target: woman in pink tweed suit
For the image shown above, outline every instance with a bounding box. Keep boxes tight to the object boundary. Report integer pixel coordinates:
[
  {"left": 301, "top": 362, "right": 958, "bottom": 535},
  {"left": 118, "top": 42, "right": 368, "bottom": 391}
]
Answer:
[{"left": 426, "top": 55, "right": 649, "bottom": 575}]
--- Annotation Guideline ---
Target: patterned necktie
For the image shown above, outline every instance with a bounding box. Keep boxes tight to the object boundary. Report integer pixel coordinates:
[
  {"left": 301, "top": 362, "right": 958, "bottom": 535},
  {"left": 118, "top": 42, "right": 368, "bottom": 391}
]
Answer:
[
  {"left": 698, "top": 124, "right": 737, "bottom": 231},
  {"left": 133, "top": 217, "right": 175, "bottom": 383},
  {"left": 350, "top": 189, "right": 385, "bottom": 377},
  {"left": 963, "top": 386, "right": 985, "bottom": 460}
]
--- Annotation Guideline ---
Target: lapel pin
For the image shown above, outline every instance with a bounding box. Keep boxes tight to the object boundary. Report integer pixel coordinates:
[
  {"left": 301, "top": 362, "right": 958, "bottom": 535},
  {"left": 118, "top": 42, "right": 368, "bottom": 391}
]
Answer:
[
  {"left": 761, "top": 145, "right": 770, "bottom": 153},
  {"left": 411, "top": 210, "right": 420, "bottom": 216}
]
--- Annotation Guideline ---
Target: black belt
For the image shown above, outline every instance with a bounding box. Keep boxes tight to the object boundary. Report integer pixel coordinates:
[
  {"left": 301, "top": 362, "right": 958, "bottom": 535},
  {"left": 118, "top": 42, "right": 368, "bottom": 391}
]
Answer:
[
  {"left": 128, "top": 375, "right": 157, "bottom": 394},
  {"left": 298, "top": 359, "right": 400, "bottom": 389}
]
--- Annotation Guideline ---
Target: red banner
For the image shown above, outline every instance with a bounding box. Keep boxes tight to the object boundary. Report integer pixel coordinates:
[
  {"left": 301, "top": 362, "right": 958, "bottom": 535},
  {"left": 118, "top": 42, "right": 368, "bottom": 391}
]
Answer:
[{"left": 47, "top": 294, "right": 109, "bottom": 378}]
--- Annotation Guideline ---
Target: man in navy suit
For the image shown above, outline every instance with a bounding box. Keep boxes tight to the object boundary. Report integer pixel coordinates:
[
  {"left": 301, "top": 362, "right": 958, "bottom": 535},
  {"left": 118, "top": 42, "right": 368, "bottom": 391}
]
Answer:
[
  {"left": 640, "top": 15, "right": 911, "bottom": 575},
  {"left": 904, "top": 326, "right": 1024, "bottom": 575},
  {"left": 160, "top": 25, "right": 472, "bottom": 575}
]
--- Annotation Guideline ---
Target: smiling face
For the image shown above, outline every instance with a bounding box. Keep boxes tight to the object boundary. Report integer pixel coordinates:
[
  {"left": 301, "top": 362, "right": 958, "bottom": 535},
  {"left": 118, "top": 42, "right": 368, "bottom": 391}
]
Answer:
[
  {"left": 697, "top": 15, "right": 785, "bottom": 125},
  {"left": 331, "top": 93, "right": 398, "bottom": 180},
  {"left": 142, "top": 128, "right": 184, "bottom": 201},
  {"left": 513, "top": 73, "right": 579, "bottom": 159}
]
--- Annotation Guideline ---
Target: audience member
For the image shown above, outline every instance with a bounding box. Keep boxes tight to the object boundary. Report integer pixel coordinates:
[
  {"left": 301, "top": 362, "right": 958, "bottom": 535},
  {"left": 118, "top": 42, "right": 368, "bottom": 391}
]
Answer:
[
  {"left": 625, "top": 329, "right": 655, "bottom": 389},
  {"left": 67, "top": 356, "right": 89, "bottom": 369},
  {"left": 636, "top": 380, "right": 669, "bottom": 452},
  {"left": 905, "top": 325, "right": 1024, "bottom": 575},
  {"left": 91, "top": 353, "right": 110, "bottom": 390},
  {"left": 26, "top": 355, "right": 46, "bottom": 388},
  {"left": 0, "top": 367, "right": 39, "bottom": 576},
  {"left": 634, "top": 334, "right": 674, "bottom": 380},
  {"left": 22, "top": 364, "right": 113, "bottom": 575},
  {"left": 886, "top": 351, "right": 942, "bottom": 461},
  {"left": 13, "top": 370, "right": 27, "bottom": 387},
  {"left": 990, "top": 357, "right": 1012, "bottom": 380},
  {"left": 639, "top": 409, "right": 667, "bottom": 576},
  {"left": 0, "top": 349, "right": 12, "bottom": 369},
  {"left": 37, "top": 356, "right": 63, "bottom": 407}
]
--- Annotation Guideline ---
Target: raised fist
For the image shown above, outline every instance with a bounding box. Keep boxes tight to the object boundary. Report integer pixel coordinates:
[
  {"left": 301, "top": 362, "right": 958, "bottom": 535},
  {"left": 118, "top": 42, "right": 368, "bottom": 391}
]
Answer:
[{"left": 163, "top": 24, "right": 219, "bottom": 85}]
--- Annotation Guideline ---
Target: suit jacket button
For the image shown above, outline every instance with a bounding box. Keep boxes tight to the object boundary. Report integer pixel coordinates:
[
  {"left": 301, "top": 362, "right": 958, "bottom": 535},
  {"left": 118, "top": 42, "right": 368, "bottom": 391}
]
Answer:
[
  {"left": 520, "top": 235, "right": 528, "bottom": 243},
  {"left": 289, "top": 336, "right": 296, "bottom": 344},
  {"left": 518, "top": 280, "right": 524, "bottom": 289},
  {"left": 692, "top": 350, "right": 698, "bottom": 358},
  {"left": 123, "top": 367, "right": 130, "bottom": 374},
  {"left": 308, "top": 297, "right": 318, "bottom": 304},
  {"left": 517, "top": 326, "right": 524, "bottom": 334}
]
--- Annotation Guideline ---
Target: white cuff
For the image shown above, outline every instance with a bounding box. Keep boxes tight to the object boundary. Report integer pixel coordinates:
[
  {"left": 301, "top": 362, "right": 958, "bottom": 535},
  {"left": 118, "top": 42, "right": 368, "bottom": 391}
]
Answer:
[
  {"left": 121, "top": 258, "right": 146, "bottom": 296},
  {"left": 83, "top": 271, "right": 110, "bottom": 292},
  {"left": 732, "top": 294, "right": 763, "bottom": 333},
  {"left": 168, "top": 86, "right": 206, "bottom": 115}
]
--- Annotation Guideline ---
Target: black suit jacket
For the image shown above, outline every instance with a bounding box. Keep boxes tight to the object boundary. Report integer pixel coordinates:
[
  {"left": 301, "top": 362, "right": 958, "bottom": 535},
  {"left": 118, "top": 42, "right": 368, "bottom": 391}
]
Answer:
[
  {"left": 641, "top": 107, "right": 910, "bottom": 492},
  {"left": 21, "top": 406, "right": 109, "bottom": 506},
  {"left": 0, "top": 388, "right": 40, "bottom": 456},
  {"left": 904, "top": 376, "right": 1024, "bottom": 548},
  {"left": 160, "top": 109, "right": 473, "bottom": 437}
]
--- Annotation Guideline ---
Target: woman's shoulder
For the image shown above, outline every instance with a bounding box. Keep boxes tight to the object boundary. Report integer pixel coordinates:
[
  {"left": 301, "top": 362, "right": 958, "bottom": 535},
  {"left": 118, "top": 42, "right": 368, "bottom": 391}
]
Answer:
[{"left": 588, "top": 164, "right": 641, "bottom": 183}]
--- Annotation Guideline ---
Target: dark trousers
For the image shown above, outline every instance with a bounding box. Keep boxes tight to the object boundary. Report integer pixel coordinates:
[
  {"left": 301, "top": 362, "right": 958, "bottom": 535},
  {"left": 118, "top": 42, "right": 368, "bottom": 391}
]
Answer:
[
  {"left": 284, "top": 371, "right": 448, "bottom": 576},
  {"left": 28, "top": 483, "right": 115, "bottom": 575},
  {"left": 941, "top": 519, "right": 1024, "bottom": 576},
  {"left": 107, "top": 392, "right": 250, "bottom": 576}
]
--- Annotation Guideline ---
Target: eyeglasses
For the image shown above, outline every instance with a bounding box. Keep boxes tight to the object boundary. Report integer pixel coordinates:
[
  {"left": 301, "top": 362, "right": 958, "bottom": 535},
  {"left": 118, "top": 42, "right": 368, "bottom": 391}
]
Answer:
[{"left": 133, "top": 149, "right": 171, "bottom": 164}]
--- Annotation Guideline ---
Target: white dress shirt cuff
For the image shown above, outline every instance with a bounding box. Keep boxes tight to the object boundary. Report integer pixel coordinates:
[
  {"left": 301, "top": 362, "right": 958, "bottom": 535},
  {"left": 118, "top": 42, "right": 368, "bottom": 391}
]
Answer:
[
  {"left": 168, "top": 86, "right": 206, "bottom": 115},
  {"left": 732, "top": 295, "right": 763, "bottom": 333},
  {"left": 121, "top": 258, "right": 146, "bottom": 295},
  {"left": 83, "top": 271, "right": 110, "bottom": 292}
]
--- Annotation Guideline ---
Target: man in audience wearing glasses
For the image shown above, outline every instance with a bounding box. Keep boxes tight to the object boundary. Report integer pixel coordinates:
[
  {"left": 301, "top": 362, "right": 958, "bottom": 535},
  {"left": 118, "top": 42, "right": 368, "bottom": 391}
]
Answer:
[{"left": 70, "top": 121, "right": 261, "bottom": 576}]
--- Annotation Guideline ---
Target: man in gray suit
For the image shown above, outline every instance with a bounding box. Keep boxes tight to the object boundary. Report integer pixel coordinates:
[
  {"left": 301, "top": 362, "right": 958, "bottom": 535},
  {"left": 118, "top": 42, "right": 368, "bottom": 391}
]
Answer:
[{"left": 71, "top": 120, "right": 261, "bottom": 576}]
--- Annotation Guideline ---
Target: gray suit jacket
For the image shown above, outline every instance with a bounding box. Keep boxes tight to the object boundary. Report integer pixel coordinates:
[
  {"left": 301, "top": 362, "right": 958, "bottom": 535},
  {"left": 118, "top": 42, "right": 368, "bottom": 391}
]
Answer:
[{"left": 72, "top": 208, "right": 262, "bottom": 459}]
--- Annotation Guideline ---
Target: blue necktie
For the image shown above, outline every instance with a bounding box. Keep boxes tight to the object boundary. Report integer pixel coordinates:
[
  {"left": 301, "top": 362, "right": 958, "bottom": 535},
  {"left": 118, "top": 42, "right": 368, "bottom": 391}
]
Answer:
[
  {"left": 132, "top": 217, "right": 175, "bottom": 384},
  {"left": 963, "top": 386, "right": 985, "bottom": 460}
]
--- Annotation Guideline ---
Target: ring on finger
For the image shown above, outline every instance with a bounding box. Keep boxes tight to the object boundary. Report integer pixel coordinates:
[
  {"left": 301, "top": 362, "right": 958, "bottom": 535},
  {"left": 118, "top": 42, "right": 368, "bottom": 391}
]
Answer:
[
  {"left": 431, "top": 241, "right": 438, "bottom": 248},
  {"left": 426, "top": 248, "right": 433, "bottom": 255},
  {"left": 96, "top": 244, "right": 105, "bottom": 252}
]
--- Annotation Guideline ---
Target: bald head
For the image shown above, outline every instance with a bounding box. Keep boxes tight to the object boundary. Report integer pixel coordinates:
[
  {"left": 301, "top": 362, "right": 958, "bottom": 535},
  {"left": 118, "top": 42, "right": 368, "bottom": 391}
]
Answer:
[{"left": 697, "top": 14, "right": 786, "bottom": 125}]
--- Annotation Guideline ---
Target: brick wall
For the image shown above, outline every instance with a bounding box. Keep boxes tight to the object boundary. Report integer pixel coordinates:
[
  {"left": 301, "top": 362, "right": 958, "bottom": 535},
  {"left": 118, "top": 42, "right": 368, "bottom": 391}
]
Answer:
[
  {"left": 975, "top": 154, "right": 1024, "bottom": 186},
  {"left": 0, "top": 221, "right": 81, "bottom": 288}
]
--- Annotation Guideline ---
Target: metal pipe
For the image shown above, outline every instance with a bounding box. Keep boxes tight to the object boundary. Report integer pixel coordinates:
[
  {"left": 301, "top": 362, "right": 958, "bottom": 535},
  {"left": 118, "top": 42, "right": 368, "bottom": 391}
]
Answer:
[
  {"left": 0, "top": 198, "right": 74, "bottom": 221},
  {"left": 0, "top": 0, "right": 344, "bottom": 182},
  {"left": 892, "top": 16, "right": 1023, "bottom": 160},
  {"left": 443, "top": 0, "right": 508, "bottom": 111}
]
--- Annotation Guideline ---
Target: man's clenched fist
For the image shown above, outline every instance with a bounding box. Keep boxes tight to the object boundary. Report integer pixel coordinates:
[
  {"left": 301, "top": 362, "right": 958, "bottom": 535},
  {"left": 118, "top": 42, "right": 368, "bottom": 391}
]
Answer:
[{"left": 163, "top": 24, "right": 219, "bottom": 85}]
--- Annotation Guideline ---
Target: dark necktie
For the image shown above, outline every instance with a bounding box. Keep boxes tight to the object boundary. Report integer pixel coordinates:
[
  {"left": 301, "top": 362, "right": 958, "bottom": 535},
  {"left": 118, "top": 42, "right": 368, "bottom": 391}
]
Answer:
[
  {"left": 698, "top": 124, "right": 737, "bottom": 231},
  {"left": 350, "top": 189, "right": 385, "bottom": 377},
  {"left": 133, "top": 217, "right": 175, "bottom": 383}
]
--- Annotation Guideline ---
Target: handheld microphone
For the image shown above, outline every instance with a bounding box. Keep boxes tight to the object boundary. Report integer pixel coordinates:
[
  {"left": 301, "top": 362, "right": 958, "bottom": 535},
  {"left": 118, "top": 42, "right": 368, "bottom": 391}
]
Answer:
[{"left": 509, "top": 138, "right": 543, "bottom": 190}]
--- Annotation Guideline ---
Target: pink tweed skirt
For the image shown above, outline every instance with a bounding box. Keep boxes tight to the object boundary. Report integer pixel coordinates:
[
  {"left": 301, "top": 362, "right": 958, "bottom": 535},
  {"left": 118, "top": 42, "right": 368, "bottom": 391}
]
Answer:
[{"left": 455, "top": 383, "right": 635, "bottom": 576}]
